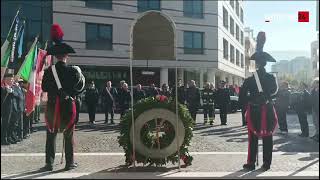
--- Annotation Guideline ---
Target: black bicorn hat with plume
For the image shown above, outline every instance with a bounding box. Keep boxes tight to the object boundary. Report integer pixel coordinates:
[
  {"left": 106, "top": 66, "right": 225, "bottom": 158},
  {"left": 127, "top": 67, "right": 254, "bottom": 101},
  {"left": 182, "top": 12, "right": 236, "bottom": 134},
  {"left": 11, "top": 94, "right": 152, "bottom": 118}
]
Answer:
[
  {"left": 250, "top": 31, "right": 276, "bottom": 63},
  {"left": 47, "top": 24, "right": 75, "bottom": 55}
]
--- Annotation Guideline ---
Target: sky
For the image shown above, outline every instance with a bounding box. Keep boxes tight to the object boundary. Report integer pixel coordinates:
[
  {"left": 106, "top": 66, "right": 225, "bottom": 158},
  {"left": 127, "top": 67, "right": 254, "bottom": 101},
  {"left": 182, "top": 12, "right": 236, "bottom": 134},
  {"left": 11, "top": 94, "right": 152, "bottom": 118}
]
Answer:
[{"left": 243, "top": 0, "right": 318, "bottom": 71}]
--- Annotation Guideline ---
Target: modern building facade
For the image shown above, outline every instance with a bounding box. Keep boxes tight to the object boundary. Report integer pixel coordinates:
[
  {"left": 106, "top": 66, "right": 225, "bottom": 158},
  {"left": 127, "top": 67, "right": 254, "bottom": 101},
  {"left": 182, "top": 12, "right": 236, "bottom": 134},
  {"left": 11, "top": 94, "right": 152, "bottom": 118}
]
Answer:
[
  {"left": 311, "top": 39, "right": 319, "bottom": 78},
  {"left": 244, "top": 27, "right": 256, "bottom": 78},
  {"left": 2, "top": 0, "right": 246, "bottom": 89},
  {"left": 271, "top": 56, "right": 313, "bottom": 82}
]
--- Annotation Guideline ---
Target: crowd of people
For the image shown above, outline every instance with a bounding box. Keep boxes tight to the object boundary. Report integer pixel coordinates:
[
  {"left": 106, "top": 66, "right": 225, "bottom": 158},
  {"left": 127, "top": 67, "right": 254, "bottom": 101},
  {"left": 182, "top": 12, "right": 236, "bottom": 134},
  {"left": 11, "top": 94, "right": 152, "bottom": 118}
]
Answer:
[
  {"left": 1, "top": 72, "right": 40, "bottom": 145},
  {"left": 80, "top": 79, "right": 236, "bottom": 126},
  {"left": 274, "top": 78, "right": 319, "bottom": 142}
]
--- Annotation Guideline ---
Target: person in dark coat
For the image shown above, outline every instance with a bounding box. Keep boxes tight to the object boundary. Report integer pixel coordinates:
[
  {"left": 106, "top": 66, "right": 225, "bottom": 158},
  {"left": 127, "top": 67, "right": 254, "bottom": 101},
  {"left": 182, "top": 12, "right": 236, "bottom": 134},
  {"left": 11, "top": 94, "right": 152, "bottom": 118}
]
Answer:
[
  {"left": 84, "top": 81, "right": 99, "bottom": 125},
  {"left": 11, "top": 79, "right": 25, "bottom": 142},
  {"left": 133, "top": 84, "right": 146, "bottom": 103},
  {"left": 41, "top": 24, "right": 85, "bottom": 171},
  {"left": 275, "top": 81, "right": 290, "bottom": 134},
  {"left": 216, "top": 80, "right": 230, "bottom": 125},
  {"left": 1, "top": 71, "right": 15, "bottom": 145},
  {"left": 202, "top": 82, "right": 215, "bottom": 125},
  {"left": 293, "top": 82, "right": 311, "bottom": 137},
  {"left": 74, "top": 93, "right": 83, "bottom": 125},
  {"left": 310, "top": 78, "right": 319, "bottom": 142},
  {"left": 160, "top": 83, "right": 171, "bottom": 97},
  {"left": 239, "top": 31, "right": 278, "bottom": 171},
  {"left": 171, "top": 79, "right": 186, "bottom": 105},
  {"left": 147, "top": 83, "right": 159, "bottom": 97},
  {"left": 101, "top": 81, "right": 118, "bottom": 124},
  {"left": 186, "top": 80, "right": 201, "bottom": 124},
  {"left": 118, "top": 83, "right": 131, "bottom": 118}
]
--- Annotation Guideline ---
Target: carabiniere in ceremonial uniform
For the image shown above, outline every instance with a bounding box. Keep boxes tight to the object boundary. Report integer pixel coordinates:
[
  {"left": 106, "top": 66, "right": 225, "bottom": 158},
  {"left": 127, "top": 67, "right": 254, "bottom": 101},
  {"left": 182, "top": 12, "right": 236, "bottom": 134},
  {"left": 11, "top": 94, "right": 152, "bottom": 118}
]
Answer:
[
  {"left": 239, "top": 31, "right": 278, "bottom": 171},
  {"left": 42, "top": 24, "right": 85, "bottom": 171}
]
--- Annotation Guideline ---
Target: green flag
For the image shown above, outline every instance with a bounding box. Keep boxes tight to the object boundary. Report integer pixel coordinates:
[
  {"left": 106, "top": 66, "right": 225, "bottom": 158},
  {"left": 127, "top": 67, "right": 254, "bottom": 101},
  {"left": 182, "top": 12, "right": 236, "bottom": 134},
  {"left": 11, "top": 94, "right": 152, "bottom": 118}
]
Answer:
[
  {"left": 17, "top": 38, "right": 38, "bottom": 81},
  {"left": 1, "top": 8, "right": 20, "bottom": 81}
]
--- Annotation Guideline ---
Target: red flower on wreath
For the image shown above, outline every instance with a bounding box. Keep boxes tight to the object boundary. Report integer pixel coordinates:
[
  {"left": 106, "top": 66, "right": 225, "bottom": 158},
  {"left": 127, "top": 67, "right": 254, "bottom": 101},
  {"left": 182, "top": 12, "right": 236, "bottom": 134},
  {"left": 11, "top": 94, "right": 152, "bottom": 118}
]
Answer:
[{"left": 156, "top": 95, "right": 168, "bottom": 102}]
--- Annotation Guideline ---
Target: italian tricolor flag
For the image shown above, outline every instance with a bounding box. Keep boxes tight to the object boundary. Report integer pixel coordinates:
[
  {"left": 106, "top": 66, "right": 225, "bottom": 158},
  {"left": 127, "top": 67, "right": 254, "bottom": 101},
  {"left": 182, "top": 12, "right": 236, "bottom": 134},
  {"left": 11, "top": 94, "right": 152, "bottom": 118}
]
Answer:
[{"left": 17, "top": 38, "right": 38, "bottom": 115}]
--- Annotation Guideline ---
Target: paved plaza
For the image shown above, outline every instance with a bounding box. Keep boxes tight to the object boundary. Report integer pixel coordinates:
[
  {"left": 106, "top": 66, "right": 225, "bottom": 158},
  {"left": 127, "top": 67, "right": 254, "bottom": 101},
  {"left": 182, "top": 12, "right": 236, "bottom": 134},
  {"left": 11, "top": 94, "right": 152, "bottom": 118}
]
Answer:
[{"left": 1, "top": 111, "right": 319, "bottom": 179}]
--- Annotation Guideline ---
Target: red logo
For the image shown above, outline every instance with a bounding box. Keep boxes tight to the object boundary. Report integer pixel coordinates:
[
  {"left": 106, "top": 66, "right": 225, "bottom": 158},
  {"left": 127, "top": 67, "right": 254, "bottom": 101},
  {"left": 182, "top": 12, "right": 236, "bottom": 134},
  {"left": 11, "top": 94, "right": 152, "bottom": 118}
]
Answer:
[{"left": 298, "top": 11, "right": 309, "bottom": 22}]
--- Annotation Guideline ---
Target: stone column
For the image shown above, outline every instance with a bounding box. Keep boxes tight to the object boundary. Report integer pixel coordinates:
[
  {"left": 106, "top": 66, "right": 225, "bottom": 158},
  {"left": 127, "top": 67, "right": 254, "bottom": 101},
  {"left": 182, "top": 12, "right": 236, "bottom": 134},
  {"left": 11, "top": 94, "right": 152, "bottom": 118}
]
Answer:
[
  {"left": 160, "top": 68, "right": 168, "bottom": 87},
  {"left": 207, "top": 69, "right": 216, "bottom": 87},
  {"left": 200, "top": 69, "right": 204, "bottom": 88},
  {"left": 178, "top": 68, "right": 184, "bottom": 82},
  {"left": 228, "top": 74, "right": 234, "bottom": 85}
]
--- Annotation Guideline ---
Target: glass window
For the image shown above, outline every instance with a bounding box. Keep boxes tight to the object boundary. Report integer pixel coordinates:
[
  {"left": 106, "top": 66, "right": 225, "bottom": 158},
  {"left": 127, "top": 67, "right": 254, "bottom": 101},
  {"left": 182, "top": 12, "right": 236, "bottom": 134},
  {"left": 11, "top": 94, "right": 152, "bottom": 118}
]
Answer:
[
  {"left": 86, "top": 23, "right": 113, "bottom": 50},
  {"left": 236, "top": 24, "right": 239, "bottom": 41},
  {"left": 230, "top": 44, "right": 235, "bottom": 63},
  {"left": 241, "top": 53, "right": 244, "bottom": 68},
  {"left": 240, "top": 8, "right": 244, "bottom": 23},
  {"left": 236, "top": 0, "right": 239, "bottom": 16},
  {"left": 240, "top": 31, "right": 244, "bottom": 45},
  {"left": 230, "top": 0, "right": 234, "bottom": 9},
  {"left": 137, "top": 0, "right": 161, "bottom": 12},
  {"left": 183, "top": 0, "right": 203, "bottom": 18},
  {"left": 223, "top": 38, "right": 228, "bottom": 60},
  {"left": 184, "top": 31, "right": 204, "bottom": 54},
  {"left": 230, "top": 17, "right": 234, "bottom": 36},
  {"left": 86, "top": 0, "right": 112, "bottom": 10},
  {"left": 236, "top": 49, "right": 240, "bottom": 66},
  {"left": 223, "top": 7, "right": 228, "bottom": 29}
]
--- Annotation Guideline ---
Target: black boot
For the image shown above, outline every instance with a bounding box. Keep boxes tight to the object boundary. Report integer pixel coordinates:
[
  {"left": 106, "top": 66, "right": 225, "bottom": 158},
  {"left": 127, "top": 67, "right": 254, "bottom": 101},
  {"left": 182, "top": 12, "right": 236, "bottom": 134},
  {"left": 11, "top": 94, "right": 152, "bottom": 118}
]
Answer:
[
  {"left": 65, "top": 163, "right": 78, "bottom": 171},
  {"left": 261, "top": 163, "right": 270, "bottom": 171},
  {"left": 243, "top": 163, "right": 255, "bottom": 171},
  {"left": 41, "top": 164, "right": 53, "bottom": 171}
]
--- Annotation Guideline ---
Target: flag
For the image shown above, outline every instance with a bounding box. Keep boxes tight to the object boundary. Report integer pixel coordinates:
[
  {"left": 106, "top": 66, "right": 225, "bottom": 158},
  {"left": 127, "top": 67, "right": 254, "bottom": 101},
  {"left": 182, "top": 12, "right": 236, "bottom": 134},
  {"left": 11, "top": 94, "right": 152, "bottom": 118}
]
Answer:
[
  {"left": 1, "top": 9, "right": 20, "bottom": 81},
  {"left": 25, "top": 44, "right": 38, "bottom": 116},
  {"left": 17, "top": 21, "right": 25, "bottom": 58},
  {"left": 35, "top": 49, "right": 47, "bottom": 106},
  {"left": 17, "top": 38, "right": 38, "bottom": 81}
]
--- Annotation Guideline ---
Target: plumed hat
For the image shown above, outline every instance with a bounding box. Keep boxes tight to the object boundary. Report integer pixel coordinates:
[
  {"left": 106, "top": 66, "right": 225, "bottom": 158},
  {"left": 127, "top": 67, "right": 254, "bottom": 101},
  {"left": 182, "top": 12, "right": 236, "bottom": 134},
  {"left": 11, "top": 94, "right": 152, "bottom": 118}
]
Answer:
[
  {"left": 250, "top": 31, "right": 276, "bottom": 62},
  {"left": 47, "top": 24, "right": 75, "bottom": 56}
]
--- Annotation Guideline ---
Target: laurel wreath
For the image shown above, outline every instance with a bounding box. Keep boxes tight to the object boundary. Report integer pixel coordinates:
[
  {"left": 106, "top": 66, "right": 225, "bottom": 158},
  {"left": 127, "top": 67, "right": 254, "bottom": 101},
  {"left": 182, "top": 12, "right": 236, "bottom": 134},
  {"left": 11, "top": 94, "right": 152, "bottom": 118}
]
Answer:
[{"left": 118, "top": 95, "right": 194, "bottom": 167}]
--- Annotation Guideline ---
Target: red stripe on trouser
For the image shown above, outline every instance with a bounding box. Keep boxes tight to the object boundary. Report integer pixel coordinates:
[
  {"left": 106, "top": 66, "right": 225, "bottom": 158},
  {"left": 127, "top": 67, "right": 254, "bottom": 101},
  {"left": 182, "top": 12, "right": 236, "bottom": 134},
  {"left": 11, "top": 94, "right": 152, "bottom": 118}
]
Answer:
[{"left": 261, "top": 104, "right": 267, "bottom": 136}]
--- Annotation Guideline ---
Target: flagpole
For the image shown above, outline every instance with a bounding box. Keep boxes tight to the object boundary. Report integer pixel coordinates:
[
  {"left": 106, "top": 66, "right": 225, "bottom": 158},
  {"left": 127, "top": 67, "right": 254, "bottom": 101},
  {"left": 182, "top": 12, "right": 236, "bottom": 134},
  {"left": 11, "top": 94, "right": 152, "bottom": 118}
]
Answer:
[
  {"left": 10, "top": 14, "right": 20, "bottom": 63},
  {"left": 16, "top": 36, "right": 38, "bottom": 79},
  {"left": 6, "top": 7, "right": 21, "bottom": 40}
]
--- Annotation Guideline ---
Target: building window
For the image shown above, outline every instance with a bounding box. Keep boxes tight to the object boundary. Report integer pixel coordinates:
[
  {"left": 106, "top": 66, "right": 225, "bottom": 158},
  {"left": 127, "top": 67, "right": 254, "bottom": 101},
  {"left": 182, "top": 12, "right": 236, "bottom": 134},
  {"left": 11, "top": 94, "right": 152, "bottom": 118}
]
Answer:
[
  {"left": 236, "top": 0, "right": 239, "bottom": 16},
  {"left": 230, "top": 17, "right": 234, "bottom": 36},
  {"left": 137, "top": 0, "right": 161, "bottom": 12},
  {"left": 236, "top": 24, "right": 239, "bottom": 41},
  {"left": 230, "top": 0, "right": 234, "bottom": 9},
  {"left": 241, "top": 53, "right": 244, "bottom": 68},
  {"left": 230, "top": 44, "right": 235, "bottom": 63},
  {"left": 86, "top": 23, "right": 112, "bottom": 50},
  {"left": 183, "top": 0, "right": 204, "bottom": 18},
  {"left": 240, "top": 31, "right": 244, "bottom": 45},
  {"left": 223, "top": 7, "right": 228, "bottom": 29},
  {"left": 184, "top": 31, "right": 204, "bottom": 54},
  {"left": 223, "top": 38, "right": 229, "bottom": 60},
  {"left": 236, "top": 49, "right": 240, "bottom": 66},
  {"left": 85, "top": 0, "right": 112, "bottom": 10},
  {"left": 240, "top": 8, "right": 244, "bottom": 23}
]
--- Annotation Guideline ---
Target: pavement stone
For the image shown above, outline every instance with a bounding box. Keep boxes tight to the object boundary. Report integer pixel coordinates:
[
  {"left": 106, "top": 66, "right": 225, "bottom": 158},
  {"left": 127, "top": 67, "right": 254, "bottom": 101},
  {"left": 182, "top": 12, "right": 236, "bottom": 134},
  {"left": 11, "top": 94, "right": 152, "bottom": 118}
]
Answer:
[{"left": 1, "top": 111, "right": 319, "bottom": 179}]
